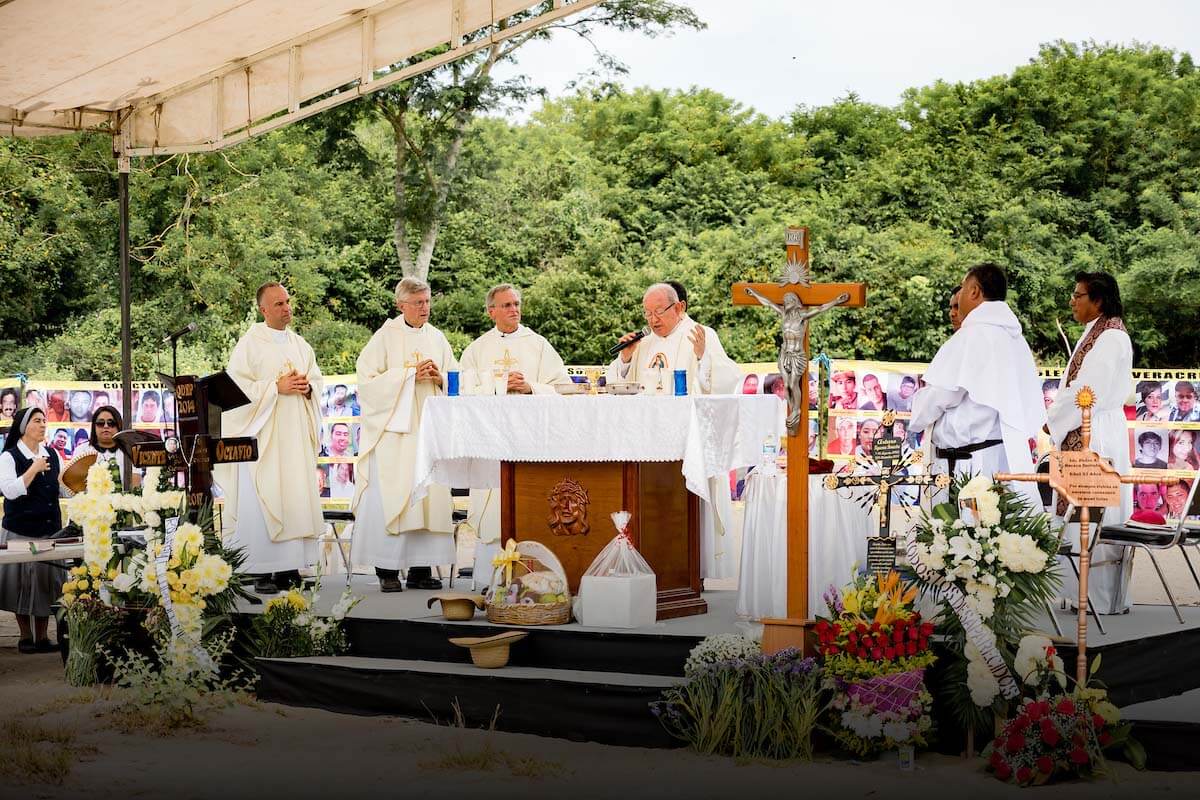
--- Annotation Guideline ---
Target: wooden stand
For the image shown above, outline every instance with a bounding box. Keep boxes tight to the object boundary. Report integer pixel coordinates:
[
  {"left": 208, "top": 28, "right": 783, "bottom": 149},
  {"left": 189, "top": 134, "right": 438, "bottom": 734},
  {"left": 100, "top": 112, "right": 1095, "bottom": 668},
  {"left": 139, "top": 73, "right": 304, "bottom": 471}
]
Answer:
[{"left": 500, "top": 460, "right": 706, "bottom": 620}]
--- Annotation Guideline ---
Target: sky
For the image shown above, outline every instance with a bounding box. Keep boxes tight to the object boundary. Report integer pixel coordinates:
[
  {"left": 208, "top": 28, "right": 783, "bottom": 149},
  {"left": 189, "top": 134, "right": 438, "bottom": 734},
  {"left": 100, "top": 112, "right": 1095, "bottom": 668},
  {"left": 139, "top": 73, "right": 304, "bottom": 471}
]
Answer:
[{"left": 493, "top": 0, "right": 1200, "bottom": 120}]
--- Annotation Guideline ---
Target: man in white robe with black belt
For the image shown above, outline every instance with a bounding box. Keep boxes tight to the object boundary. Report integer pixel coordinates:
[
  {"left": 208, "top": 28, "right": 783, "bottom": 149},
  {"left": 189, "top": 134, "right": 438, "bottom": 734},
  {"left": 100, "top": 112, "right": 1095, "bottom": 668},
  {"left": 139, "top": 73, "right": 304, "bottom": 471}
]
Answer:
[
  {"left": 1046, "top": 272, "right": 1135, "bottom": 614},
  {"left": 910, "top": 263, "right": 1045, "bottom": 510},
  {"left": 608, "top": 283, "right": 743, "bottom": 580}
]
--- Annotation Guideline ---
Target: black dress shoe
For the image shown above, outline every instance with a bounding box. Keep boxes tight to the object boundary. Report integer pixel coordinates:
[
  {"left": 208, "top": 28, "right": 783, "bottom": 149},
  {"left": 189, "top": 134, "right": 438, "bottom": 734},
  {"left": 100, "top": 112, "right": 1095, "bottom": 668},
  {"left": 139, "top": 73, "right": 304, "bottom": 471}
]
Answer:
[
  {"left": 379, "top": 577, "right": 405, "bottom": 593},
  {"left": 415, "top": 577, "right": 444, "bottom": 590},
  {"left": 17, "top": 638, "right": 36, "bottom": 654},
  {"left": 35, "top": 639, "right": 59, "bottom": 654}
]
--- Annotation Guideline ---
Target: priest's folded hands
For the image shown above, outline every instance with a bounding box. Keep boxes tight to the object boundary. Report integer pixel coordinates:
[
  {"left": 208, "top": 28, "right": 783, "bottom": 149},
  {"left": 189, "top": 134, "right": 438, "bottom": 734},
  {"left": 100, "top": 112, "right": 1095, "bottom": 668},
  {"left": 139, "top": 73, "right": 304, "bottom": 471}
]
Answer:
[
  {"left": 506, "top": 370, "right": 532, "bottom": 394},
  {"left": 276, "top": 369, "right": 310, "bottom": 397},
  {"left": 415, "top": 358, "right": 443, "bottom": 388}
]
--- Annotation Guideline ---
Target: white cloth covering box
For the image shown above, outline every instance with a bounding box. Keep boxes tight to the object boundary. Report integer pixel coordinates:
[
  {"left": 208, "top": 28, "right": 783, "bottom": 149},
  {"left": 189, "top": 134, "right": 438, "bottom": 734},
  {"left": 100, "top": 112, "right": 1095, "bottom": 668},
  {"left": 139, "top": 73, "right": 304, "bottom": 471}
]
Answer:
[{"left": 578, "top": 573, "right": 657, "bottom": 628}]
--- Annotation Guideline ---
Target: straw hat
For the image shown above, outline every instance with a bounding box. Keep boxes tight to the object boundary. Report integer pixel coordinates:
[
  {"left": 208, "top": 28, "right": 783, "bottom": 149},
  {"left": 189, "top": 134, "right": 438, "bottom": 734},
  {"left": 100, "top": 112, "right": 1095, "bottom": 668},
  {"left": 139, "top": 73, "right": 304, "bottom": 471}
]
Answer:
[
  {"left": 448, "top": 630, "right": 528, "bottom": 669},
  {"left": 426, "top": 592, "right": 485, "bottom": 621},
  {"left": 60, "top": 451, "right": 99, "bottom": 495}
]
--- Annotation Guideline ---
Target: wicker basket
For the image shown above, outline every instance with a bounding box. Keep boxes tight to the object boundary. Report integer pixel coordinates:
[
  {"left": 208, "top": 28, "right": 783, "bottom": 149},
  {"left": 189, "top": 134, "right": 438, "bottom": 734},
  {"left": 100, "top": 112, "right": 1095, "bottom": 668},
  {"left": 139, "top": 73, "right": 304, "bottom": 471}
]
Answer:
[{"left": 485, "top": 541, "right": 572, "bottom": 626}]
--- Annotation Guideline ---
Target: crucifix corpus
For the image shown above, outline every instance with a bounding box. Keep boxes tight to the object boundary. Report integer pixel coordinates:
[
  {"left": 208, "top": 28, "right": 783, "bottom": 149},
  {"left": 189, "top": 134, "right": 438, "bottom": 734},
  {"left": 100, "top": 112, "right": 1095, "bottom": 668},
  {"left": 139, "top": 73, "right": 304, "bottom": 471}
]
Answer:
[
  {"left": 733, "top": 226, "right": 866, "bottom": 653},
  {"left": 995, "top": 387, "right": 1147, "bottom": 685},
  {"left": 823, "top": 411, "right": 950, "bottom": 575}
]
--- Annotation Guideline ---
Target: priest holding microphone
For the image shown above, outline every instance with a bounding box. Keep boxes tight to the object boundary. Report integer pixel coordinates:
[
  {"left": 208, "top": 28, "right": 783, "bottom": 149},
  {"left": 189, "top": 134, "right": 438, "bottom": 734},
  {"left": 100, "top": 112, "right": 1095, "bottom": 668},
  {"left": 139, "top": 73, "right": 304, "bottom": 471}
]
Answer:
[{"left": 607, "top": 282, "right": 742, "bottom": 580}]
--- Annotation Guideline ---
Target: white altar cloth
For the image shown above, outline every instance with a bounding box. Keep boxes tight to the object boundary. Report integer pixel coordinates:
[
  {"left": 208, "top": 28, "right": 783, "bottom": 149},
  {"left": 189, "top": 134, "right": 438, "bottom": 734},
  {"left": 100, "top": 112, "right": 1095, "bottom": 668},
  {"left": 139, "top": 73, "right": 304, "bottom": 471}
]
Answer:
[
  {"left": 736, "top": 472, "right": 882, "bottom": 620},
  {"left": 412, "top": 394, "right": 785, "bottom": 505}
]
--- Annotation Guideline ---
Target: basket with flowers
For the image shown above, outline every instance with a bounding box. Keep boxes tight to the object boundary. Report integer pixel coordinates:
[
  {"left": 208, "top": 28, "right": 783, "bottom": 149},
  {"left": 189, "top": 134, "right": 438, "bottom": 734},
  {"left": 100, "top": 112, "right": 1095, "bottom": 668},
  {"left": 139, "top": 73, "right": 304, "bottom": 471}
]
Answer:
[{"left": 816, "top": 569, "right": 936, "bottom": 757}]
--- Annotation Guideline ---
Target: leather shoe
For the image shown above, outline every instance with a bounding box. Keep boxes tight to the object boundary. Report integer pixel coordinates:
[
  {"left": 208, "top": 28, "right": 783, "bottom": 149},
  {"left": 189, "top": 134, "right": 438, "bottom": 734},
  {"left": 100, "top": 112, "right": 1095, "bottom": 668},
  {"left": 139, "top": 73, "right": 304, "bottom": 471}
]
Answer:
[
  {"left": 35, "top": 639, "right": 59, "bottom": 654},
  {"left": 254, "top": 578, "right": 280, "bottom": 595},
  {"left": 17, "top": 638, "right": 36, "bottom": 654},
  {"left": 414, "top": 577, "right": 444, "bottom": 590},
  {"left": 379, "top": 577, "right": 405, "bottom": 593}
]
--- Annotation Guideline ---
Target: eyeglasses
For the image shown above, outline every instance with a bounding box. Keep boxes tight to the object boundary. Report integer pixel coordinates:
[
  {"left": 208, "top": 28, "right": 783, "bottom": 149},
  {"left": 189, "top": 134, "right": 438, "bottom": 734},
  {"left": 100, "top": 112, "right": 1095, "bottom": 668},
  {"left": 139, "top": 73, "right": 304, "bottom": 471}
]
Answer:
[
  {"left": 492, "top": 301, "right": 521, "bottom": 310},
  {"left": 95, "top": 419, "right": 118, "bottom": 428},
  {"left": 1071, "top": 291, "right": 1088, "bottom": 300},
  {"left": 642, "top": 302, "right": 677, "bottom": 321},
  {"left": 402, "top": 299, "right": 431, "bottom": 308}
]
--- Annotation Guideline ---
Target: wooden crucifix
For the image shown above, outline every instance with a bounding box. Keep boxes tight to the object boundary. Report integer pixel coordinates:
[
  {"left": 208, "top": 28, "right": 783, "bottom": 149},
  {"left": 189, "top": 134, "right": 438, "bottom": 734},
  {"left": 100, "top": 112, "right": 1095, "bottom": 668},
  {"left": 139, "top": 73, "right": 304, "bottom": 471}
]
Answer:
[
  {"left": 733, "top": 226, "right": 866, "bottom": 653},
  {"left": 823, "top": 411, "right": 950, "bottom": 575},
  {"left": 995, "top": 386, "right": 1153, "bottom": 685}
]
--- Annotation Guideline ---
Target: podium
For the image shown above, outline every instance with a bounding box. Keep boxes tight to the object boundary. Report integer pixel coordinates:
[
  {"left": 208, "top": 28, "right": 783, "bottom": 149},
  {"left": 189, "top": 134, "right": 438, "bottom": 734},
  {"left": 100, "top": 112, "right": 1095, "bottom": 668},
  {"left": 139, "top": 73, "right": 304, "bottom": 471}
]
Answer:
[
  {"left": 501, "top": 460, "right": 704, "bottom": 620},
  {"left": 120, "top": 370, "right": 258, "bottom": 508}
]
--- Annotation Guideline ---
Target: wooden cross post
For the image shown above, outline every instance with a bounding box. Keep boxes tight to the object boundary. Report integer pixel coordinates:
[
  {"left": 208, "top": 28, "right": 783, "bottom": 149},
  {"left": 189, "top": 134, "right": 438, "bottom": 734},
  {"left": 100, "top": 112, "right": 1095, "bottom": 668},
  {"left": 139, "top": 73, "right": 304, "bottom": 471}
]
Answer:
[
  {"left": 822, "top": 411, "right": 950, "bottom": 575},
  {"left": 733, "top": 227, "right": 866, "bottom": 653},
  {"left": 995, "top": 386, "right": 1152, "bottom": 684}
]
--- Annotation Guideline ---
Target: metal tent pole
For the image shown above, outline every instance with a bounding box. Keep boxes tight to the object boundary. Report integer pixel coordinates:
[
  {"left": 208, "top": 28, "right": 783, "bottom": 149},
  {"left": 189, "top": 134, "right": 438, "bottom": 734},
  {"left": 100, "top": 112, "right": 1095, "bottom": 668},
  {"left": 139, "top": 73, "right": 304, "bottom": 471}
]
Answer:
[{"left": 117, "top": 144, "right": 133, "bottom": 489}]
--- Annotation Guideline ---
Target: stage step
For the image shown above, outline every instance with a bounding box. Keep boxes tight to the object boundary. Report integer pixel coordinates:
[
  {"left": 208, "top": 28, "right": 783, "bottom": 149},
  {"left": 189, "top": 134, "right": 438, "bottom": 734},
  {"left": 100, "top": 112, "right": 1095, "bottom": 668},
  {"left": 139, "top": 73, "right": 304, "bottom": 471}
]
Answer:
[
  {"left": 341, "top": 616, "right": 703, "bottom": 677},
  {"left": 255, "top": 655, "right": 682, "bottom": 748}
]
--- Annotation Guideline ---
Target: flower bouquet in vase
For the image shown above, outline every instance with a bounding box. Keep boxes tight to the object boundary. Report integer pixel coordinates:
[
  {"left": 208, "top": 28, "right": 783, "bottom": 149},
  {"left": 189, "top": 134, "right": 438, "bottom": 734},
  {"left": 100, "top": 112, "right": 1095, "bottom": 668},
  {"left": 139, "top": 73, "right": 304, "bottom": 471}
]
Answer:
[{"left": 816, "top": 570, "right": 936, "bottom": 758}]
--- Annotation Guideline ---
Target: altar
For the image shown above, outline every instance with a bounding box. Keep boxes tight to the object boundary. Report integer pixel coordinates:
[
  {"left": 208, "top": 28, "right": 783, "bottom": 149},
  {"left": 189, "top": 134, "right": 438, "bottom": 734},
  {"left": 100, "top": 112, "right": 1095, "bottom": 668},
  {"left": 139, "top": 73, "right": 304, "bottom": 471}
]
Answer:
[{"left": 412, "top": 393, "right": 784, "bottom": 619}]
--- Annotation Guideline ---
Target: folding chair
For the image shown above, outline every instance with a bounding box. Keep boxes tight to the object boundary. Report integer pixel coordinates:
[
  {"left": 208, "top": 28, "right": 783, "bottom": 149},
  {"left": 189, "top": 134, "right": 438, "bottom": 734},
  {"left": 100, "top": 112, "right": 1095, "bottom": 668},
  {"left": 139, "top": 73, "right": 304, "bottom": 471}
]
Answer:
[
  {"left": 1095, "top": 476, "right": 1200, "bottom": 625},
  {"left": 1171, "top": 481, "right": 1200, "bottom": 592},
  {"left": 320, "top": 509, "right": 356, "bottom": 588}
]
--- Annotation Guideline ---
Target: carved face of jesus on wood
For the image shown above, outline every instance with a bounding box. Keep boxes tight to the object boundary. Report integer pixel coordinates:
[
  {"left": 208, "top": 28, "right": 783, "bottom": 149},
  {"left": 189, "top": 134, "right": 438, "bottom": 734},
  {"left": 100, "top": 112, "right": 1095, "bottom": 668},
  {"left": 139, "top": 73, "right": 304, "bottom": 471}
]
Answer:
[{"left": 547, "top": 478, "right": 590, "bottom": 537}]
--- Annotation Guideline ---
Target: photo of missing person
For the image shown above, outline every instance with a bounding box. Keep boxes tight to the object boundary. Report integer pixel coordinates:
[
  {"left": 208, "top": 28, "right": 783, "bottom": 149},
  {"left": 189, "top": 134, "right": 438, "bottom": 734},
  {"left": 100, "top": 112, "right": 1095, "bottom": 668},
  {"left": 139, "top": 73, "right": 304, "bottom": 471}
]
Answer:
[
  {"left": 741, "top": 373, "right": 760, "bottom": 395},
  {"left": 809, "top": 370, "right": 819, "bottom": 410},
  {"left": 1168, "top": 429, "right": 1200, "bottom": 471},
  {"left": 48, "top": 426, "right": 73, "bottom": 460},
  {"left": 1135, "top": 380, "right": 1169, "bottom": 422},
  {"left": 45, "top": 390, "right": 69, "bottom": 422},
  {"left": 24, "top": 388, "right": 45, "bottom": 412},
  {"left": 68, "top": 389, "right": 93, "bottom": 422},
  {"left": 827, "top": 415, "right": 858, "bottom": 455},
  {"left": 1132, "top": 428, "right": 1168, "bottom": 470},
  {"left": 134, "top": 389, "right": 163, "bottom": 424},
  {"left": 322, "top": 383, "right": 360, "bottom": 418},
  {"left": 763, "top": 373, "right": 786, "bottom": 402},
  {"left": 1041, "top": 378, "right": 1059, "bottom": 410},
  {"left": 0, "top": 387, "right": 18, "bottom": 427},
  {"left": 829, "top": 370, "right": 857, "bottom": 410},
  {"left": 858, "top": 373, "right": 887, "bottom": 411},
  {"left": 1167, "top": 380, "right": 1200, "bottom": 422},
  {"left": 316, "top": 465, "right": 331, "bottom": 498},
  {"left": 328, "top": 461, "right": 355, "bottom": 499},
  {"left": 887, "top": 374, "right": 918, "bottom": 412},
  {"left": 320, "top": 421, "right": 359, "bottom": 459},
  {"left": 1164, "top": 478, "right": 1195, "bottom": 518},
  {"left": 1134, "top": 482, "right": 1165, "bottom": 514}
]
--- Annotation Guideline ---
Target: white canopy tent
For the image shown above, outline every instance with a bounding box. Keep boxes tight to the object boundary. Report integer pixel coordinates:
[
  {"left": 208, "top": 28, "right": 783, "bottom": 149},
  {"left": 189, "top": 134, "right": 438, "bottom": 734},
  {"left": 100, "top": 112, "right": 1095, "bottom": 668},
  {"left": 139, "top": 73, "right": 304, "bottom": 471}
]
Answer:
[{"left": 0, "top": 0, "right": 600, "bottom": 430}]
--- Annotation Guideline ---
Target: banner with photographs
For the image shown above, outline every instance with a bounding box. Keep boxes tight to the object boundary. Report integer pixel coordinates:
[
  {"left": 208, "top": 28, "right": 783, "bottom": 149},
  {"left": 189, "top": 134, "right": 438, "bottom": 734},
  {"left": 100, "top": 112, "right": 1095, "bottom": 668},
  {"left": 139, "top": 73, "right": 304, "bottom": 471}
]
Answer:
[
  {"left": 0, "top": 378, "right": 20, "bottom": 430},
  {"left": 822, "top": 360, "right": 928, "bottom": 462}
]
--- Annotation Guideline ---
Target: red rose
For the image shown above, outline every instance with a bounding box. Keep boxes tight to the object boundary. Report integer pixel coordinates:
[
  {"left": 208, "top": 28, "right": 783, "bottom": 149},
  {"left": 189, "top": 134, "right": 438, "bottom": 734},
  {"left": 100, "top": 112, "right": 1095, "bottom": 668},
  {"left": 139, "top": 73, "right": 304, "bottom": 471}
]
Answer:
[
  {"left": 1026, "top": 702, "right": 1044, "bottom": 722},
  {"left": 908, "top": 625, "right": 919, "bottom": 640},
  {"left": 815, "top": 621, "right": 828, "bottom": 634},
  {"left": 907, "top": 641, "right": 917, "bottom": 656},
  {"left": 1099, "top": 732, "right": 1113, "bottom": 747},
  {"left": 1092, "top": 713, "right": 1105, "bottom": 730},
  {"left": 871, "top": 648, "right": 883, "bottom": 660},
  {"left": 884, "top": 647, "right": 896, "bottom": 660},
  {"left": 1040, "top": 719, "right": 1061, "bottom": 747},
  {"left": 871, "top": 622, "right": 881, "bottom": 632},
  {"left": 1045, "top": 646, "right": 1056, "bottom": 658},
  {"left": 826, "top": 644, "right": 840, "bottom": 655},
  {"left": 856, "top": 623, "right": 867, "bottom": 635},
  {"left": 1056, "top": 699, "right": 1075, "bottom": 716},
  {"left": 1016, "top": 767, "right": 1032, "bottom": 784},
  {"left": 1011, "top": 715, "right": 1030, "bottom": 732},
  {"left": 989, "top": 750, "right": 1005, "bottom": 768},
  {"left": 994, "top": 762, "right": 1012, "bottom": 781},
  {"left": 920, "top": 623, "right": 934, "bottom": 637},
  {"left": 1006, "top": 733, "right": 1025, "bottom": 753},
  {"left": 893, "top": 627, "right": 905, "bottom": 644},
  {"left": 1068, "top": 747, "right": 1090, "bottom": 765},
  {"left": 1036, "top": 756, "right": 1053, "bottom": 774},
  {"left": 848, "top": 632, "right": 858, "bottom": 644}
]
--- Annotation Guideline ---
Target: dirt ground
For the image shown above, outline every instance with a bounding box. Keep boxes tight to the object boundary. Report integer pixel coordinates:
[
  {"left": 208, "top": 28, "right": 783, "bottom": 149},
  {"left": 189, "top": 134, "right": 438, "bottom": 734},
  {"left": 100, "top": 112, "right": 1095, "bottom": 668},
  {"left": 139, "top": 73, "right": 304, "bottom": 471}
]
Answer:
[{"left": 2, "top": 532, "right": 1197, "bottom": 799}]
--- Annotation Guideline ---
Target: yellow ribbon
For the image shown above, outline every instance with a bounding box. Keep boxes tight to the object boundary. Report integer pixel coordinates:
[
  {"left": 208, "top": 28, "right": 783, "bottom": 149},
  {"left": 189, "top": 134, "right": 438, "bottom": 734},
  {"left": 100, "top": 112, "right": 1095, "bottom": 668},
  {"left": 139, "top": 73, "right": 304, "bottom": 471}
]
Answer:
[{"left": 492, "top": 539, "right": 521, "bottom": 585}]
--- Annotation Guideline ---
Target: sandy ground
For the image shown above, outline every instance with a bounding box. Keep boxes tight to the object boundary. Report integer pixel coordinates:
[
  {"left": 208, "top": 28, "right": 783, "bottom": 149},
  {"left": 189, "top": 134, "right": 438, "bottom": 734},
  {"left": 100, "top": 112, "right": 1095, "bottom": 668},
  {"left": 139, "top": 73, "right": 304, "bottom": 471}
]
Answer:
[{"left": 2, "top": 522, "right": 1197, "bottom": 798}]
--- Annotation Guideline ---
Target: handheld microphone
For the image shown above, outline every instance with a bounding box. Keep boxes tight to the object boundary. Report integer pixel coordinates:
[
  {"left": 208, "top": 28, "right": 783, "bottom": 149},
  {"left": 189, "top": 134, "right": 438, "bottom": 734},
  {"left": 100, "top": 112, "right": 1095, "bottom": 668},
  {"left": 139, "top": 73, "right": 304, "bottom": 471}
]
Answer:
[
  {"left": 608, "top": 326, "right": 651, "bottom": 356},
  {"left": 162, "top": 321, "right": 198, "bottom": 344}
]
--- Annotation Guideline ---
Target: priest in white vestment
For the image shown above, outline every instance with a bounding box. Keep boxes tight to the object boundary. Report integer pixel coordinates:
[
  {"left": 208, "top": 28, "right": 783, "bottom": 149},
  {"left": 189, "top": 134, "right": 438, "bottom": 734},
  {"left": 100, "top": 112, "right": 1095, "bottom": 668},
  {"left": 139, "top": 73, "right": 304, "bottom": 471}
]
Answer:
[
  {"left": 910, "top": 264, "right": 1045, "bottom": 510},
  {"left": 350, "top": 277, "right": 458, "bottom": 592},
  {"left": 1047, "top": 272, "right": 1135, "bottom": 614},
  {"left": 459, "top": 283, "right": 571, "bottom": 586},
  {"left": 607, "top": 283, "right": 743, "bottom": 580},
  {"left": 217, "top": 282, "right": 325, "bottom": 593}
]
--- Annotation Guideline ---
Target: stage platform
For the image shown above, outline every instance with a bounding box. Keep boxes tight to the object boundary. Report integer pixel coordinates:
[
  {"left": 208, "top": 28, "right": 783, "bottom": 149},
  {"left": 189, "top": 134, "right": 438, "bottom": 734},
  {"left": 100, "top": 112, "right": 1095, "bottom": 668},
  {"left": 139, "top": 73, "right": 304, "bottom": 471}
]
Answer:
[{"left": 240, "top": 577, "right": 1200, "bottom": 757}]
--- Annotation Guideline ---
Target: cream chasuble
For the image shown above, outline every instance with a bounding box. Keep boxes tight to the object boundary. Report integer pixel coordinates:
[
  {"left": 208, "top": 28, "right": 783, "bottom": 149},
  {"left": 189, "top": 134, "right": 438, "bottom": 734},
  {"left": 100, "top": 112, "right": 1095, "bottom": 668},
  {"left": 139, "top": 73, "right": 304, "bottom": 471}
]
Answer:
[
  {"left": 606, "top": 315, "right": 742, "bottom": 579},
  {"left": 216, "top": 323, "right": 325, "bottom": 571},
  {"left": 351, "top": 318, "right": 458, "bottom": 572},
  {"left": 460, "top": 325, "right": 570, "bottom": 545}
]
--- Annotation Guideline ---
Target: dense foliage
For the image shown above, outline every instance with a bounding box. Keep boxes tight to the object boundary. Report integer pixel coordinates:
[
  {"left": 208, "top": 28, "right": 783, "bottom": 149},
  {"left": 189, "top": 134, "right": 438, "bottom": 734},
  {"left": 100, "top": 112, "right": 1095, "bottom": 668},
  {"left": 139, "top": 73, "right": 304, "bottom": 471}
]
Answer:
[{"left": 2, "top": 42, "right": 1198, "bottom": 376}]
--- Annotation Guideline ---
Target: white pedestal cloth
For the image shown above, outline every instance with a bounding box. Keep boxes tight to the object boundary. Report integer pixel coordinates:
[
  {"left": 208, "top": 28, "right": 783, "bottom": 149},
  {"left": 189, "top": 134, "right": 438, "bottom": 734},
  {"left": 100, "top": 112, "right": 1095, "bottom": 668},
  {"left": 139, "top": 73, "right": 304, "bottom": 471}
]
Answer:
[
  {"left": 412, "top": 394, "right": 785, "bottom": 580},
  {"left": 736, "top": 472, "right": 879, "bottom": 620}
]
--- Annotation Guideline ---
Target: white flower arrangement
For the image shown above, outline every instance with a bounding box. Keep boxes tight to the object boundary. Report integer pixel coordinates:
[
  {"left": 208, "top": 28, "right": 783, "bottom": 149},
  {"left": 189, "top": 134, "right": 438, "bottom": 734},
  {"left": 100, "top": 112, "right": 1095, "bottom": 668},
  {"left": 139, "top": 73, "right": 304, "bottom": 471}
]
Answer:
[
  {"left": 965, "top": 642, "right": 1001, "bottom": 707},
  {"left": 1014, "top": 634, "right": 1066, "bottom": 688},
  {"left": 683, "top": 633, "right": 762, "bottom": 677}
]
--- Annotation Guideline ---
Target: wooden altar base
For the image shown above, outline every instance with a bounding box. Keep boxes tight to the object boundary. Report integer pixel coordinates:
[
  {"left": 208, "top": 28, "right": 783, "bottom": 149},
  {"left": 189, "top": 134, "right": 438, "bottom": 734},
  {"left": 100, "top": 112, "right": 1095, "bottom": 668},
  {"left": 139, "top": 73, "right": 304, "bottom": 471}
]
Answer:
[{"left": 238, "top": 579, "right": 1200, "bottom": 758}]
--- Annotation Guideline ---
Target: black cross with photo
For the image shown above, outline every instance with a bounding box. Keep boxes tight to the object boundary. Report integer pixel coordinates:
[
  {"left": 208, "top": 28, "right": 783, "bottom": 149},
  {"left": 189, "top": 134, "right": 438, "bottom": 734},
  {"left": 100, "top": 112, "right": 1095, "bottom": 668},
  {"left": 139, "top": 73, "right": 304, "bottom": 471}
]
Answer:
[{"left": 823, "top": 411, "right": 950, "bottom": 574}]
